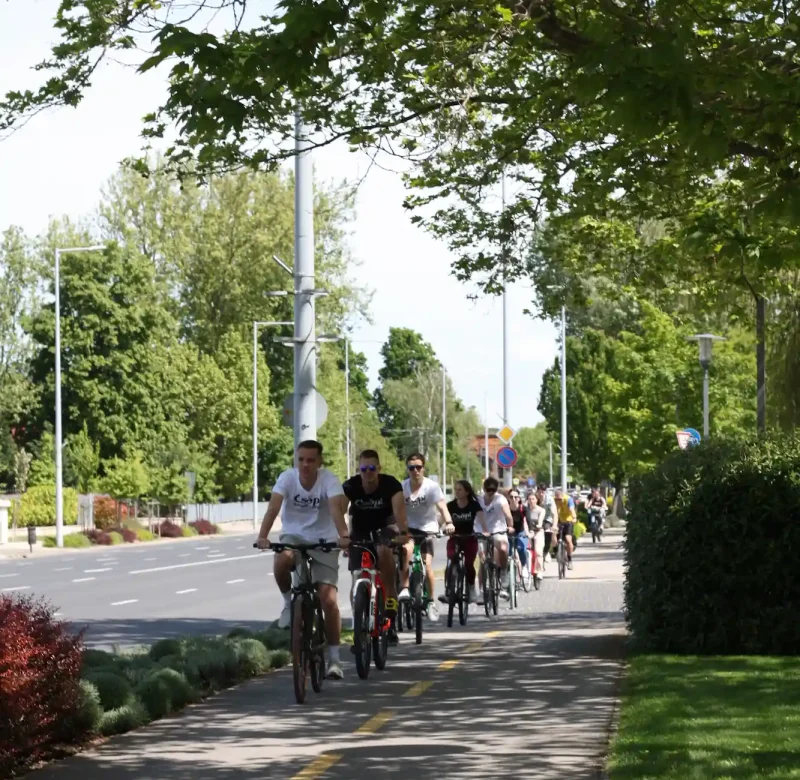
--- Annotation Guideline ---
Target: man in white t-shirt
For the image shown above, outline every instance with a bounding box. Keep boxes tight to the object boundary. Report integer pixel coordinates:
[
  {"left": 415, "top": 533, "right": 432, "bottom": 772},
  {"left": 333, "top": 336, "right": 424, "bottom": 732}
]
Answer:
[
  {"left": 476, "top": 477, "right": 515, "bottom": 595},
  {"left": 257, "top": 440, "right": 350, "bottom": 679},
  {"left": 400, "top": 452, "right": 454, "bottom": 621}
]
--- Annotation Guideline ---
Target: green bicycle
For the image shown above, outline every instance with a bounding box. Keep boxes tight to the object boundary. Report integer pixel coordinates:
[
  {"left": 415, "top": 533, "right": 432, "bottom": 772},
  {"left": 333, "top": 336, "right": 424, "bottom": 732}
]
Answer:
[{"left": 407, "top": 532, "right": 441, "bottom": 644}]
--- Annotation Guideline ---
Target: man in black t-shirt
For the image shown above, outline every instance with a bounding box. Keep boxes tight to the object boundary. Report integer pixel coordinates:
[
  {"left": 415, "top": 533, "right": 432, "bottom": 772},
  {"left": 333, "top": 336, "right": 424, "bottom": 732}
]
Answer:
[{"left": 340, "top": 449, "right": 408, "bottom": 624}]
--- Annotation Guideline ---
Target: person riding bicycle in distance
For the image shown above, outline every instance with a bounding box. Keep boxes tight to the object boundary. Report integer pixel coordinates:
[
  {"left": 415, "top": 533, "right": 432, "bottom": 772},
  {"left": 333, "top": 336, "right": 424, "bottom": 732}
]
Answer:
[
  {"left": 554, "top": 487, "right": 577, "bottom": 568},
  {"left": 439, "top": 479, "right": 484, "bottom": 605},
  {"left": 256, "top": 440, "right": 350, "bottom": 679},
  {"left": 339, "top": 449, "right": 408, "bottom": 645},
  {"left": 477, "top": 477, "right": 515, "bottom": 596}
]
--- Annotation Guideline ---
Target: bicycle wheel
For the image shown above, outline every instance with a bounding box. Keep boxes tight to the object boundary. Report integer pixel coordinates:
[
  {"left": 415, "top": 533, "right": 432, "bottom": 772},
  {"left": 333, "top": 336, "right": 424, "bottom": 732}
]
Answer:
[
  {"left": 373, "top": 588, "right": 389, "bottom": 670},
  {"left": 492, "top": 567, "right": 500, "bottom": 615},
  {"left": 446, "top": 560, "right": 458, "bottom": 628},
  {"left": 395, "top": 566, "right": 404, "bottom": 633},
  {"left": 521, "top": 549, "right": 533, "bottom": 593},
  {"left": 410, "top": 570, "right": 424, "bottom": 644},
  {"left": 310, "top": 600, "right": 326, "bottom": 693},
  {"left": 557, "top": 541, "right": 567, "bottom": 579},
  {"left": 353, "top": 584, "right": 372, "bottom": 679},
  {"left": 482, "top": 561, "right": 491, "bottom": 618},
  {"left": 458, "top": 563, "right": 468, "bottom": 626},
  {"left": 508, "top": 558, "right": 517, "bottom": 609},
  {"left": 291, "top": 595, "right": 309, "bottom": 704}
]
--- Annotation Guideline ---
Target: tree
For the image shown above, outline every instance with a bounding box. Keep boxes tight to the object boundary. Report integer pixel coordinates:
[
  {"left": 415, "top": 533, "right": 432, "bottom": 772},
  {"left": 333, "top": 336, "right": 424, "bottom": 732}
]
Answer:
[
  {"left": 512, "top": 424, "right": 552, "bottom": 483},
  {"left": 5, "top": 1, "right": 800, "bottom": 292},
  {"left": 64, "top": 423, "right": 100, "bottom": 493},
  {"left": 27, "top": 432, "right": 55, "bottom": 487},
  {"left": 101, "top": 452, "right": 150, "bottom": 500},
  {"left": 378, "top": 328, "right": 439, "bottom": 383},
  {"left": 12, "top": 448, "right": 32, "bottom": 494}
]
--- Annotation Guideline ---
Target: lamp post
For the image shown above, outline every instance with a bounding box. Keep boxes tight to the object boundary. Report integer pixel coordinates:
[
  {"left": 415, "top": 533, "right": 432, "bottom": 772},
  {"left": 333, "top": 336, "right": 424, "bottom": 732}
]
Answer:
[
  {"left": 687, "top": 333, "right": 726, "bottom": 439},
  {"left": 54, "top": 245, "right": 105, "bottom": 548},
  {"left": 560, "top": 304, "right": 567, "bottom": 492}
]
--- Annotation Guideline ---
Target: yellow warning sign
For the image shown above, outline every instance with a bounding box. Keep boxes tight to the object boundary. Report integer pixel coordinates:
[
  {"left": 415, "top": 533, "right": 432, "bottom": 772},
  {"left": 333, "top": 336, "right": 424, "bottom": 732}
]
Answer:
[{"left": 497, "top": 425, "right": 516, "bottom": 444}]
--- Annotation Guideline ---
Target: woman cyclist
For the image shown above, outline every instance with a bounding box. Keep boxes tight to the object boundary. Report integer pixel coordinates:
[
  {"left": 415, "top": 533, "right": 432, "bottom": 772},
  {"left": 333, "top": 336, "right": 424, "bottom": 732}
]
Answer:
[
  {"left": 508, "top": 489, "right": 532, "bottom": 578},
  {"left": 439, "top": 479, "right": 484, "bottom": 605}
]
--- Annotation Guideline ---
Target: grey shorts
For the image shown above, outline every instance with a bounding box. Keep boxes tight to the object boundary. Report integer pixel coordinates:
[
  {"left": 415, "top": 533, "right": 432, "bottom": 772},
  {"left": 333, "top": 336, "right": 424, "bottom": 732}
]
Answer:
[{"left": 280, "top": 534, "right": 340, "bottom": 589}]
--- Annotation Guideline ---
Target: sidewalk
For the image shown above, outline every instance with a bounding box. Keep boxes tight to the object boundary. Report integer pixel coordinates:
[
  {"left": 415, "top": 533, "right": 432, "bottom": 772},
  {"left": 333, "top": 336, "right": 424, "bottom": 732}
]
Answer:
[{"left": 25, "top": 530, "right": 627, "bottom": 779}]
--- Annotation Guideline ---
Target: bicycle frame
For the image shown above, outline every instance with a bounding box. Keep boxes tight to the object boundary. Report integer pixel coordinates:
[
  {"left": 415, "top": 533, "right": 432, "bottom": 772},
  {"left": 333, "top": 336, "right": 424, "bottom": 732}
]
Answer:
[{"left": 351, "top": 545, "right": 392, "bottom": 638}]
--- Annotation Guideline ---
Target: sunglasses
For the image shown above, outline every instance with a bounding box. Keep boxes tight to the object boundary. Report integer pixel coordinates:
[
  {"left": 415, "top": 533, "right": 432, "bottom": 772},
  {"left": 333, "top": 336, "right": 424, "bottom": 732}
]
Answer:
[
  {"left": 359, "top": 464, "right": 377, "bottom": 473},
  {"left": 484, "top": 488, "right": 496, "bottom": 494},
  {"left": 407, "top": 464, "right": 423, "bottom": 471}
]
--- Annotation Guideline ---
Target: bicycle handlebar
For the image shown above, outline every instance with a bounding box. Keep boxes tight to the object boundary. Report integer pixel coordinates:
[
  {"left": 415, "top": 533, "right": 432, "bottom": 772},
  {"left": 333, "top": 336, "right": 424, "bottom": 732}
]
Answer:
[{"left": 252, "top": 541, "right": 337, "bottom": 553}]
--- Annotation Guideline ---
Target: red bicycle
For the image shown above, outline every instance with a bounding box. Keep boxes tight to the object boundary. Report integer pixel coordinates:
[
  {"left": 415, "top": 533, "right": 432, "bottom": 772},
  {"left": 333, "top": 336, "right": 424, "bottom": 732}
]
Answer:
[{"left": 350, "top": 532, "right": 402, "bottom": 679}]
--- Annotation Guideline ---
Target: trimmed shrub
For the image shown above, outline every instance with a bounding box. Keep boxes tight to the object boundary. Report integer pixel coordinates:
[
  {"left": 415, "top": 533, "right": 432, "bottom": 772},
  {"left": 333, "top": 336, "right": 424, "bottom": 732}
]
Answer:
[
  {"left": 114, "top": 653, "right": 156, "bottom": 686},
  {"left": 158, "top": 520, "right": 183, "bottom": 538},
  {"left": 269, "top": 650, "right": 291, "bottom": 670},
  {"left": 43, "top": 532, "right": 92, "bottom": 549},
  {"left": 93, "top": 497, "right": 128, "bottom": 530},
  {"left": 233, "top": 638, "right": 271, "bottom": 677},
  {"left": 18, "top": 485, "right": 79, "bottom": 527},
  {"left": 99, "top": 700, "right": 149, "bottom": 736},
  {"left": 84, "top": 670, "right": 134, "bottom": 711},
  {"left": 183, "top": 642, "right": 238, "bottom": 691},
  {"left": 0, "top": 595, "right": 86, "bottom": 776},
  {"left": 81, "top": 648, "right": 116, "bottom": 672},
  {"left": 626, "top": 434, "right": 800, "bottom": 655},
  {"left": 181, "top": 524, "right": 198, "bottom": 537},
  {"left": 135, "top": 668, "right": 196, "bottom": 720},
  {"left": 149, "top": 638, "right": 184, "bottom": 663},
  {"left": 108, "top": 531, "right": 124, "bottom": 545},
  {"left": 73, "top": 680, "right": 103, "bottom": 736},
  {"left": 227, "top": 626, "right": 254, "bottom": 640},
  {"left": 190, "top": 519, "right": 220, "bottom": 535},
  {"left": 107, "top": 526, "right": 137, "bottom": 543},
  {"left": 131, "top": 524, "right": 156, "bottom": 541},
  {"left": 255, "top": 629, "right": 290, "bottom": 651}
]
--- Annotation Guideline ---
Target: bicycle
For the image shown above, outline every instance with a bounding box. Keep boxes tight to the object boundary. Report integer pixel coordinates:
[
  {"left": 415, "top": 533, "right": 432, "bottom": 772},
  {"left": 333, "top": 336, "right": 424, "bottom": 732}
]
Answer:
[
  {"left": 350, "top": 531, "right": 403, "bottom": 679},
  {"left": 394, "top": 544, "right": 413, "bottom": 633},
  {"left": 556, "top": 526, "right": 568, "bottom": 580},
  {"left": 588, "top": 508, "right": 604, "bottom": 543},
  {"left": 444, "top": 533, "right": 478, "bottom": 627},
  {"left": 253, "top": 540, "right": 333, "bottom": 704},
  {"left": 516, "top": 533, "right": 533, "bottom": 593},
  {"left": 407, "top": 532, "right": 441, "bottom": 644},
  {"left": 506, "top": 533, "right": 519, "bottom": 609},
  {"left": 479, "top": 532, "right": 506, "bottom": 617}
]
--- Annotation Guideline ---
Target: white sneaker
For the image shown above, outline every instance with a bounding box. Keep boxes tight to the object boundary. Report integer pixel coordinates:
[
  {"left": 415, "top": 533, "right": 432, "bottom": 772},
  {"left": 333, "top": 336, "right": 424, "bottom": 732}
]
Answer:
[
  {"left": 277, "top": 603, "right": 291, "bottom": 629},
  {"left": 326, "top": 661, "right": 344, "bottom": 680},
  {"left": 398, "top": 587, "right": 410, "bottom": 600},
  {"left": 469, "top": 586, "right": 480, "bottom": 603},
  {"left": 426, "top": 602, "right": 439, "bottom": 621}
]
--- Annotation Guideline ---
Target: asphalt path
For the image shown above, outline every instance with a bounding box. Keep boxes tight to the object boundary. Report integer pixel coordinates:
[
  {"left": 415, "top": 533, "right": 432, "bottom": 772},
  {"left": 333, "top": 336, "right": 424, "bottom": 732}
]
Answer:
[
  {"left": 0, "top": 531, "right": 449, "bottom": 647},
  {"left": 28, "top": 531, "right": 626, "bottom": 780}
]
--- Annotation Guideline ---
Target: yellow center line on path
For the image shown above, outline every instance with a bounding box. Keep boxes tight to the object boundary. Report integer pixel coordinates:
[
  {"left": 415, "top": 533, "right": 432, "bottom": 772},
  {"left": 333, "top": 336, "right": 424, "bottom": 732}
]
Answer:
[
  {"left": 355, "top": 709, "right": 394, "bottom": 734},
  {"left": 485, "top": 630, "right": 503, "bottom": 638},
  {"left": 404, "top": 680, "right": 434, "bottom": 697},
  {"left": 438, "top": 659, "right": 460, "bottom": 671},
  {"left": 465, "top": 642, "right": 483, "bottom": 653},
  {"left": 291, "top": 753, "right": 343, "bottom": 779}
]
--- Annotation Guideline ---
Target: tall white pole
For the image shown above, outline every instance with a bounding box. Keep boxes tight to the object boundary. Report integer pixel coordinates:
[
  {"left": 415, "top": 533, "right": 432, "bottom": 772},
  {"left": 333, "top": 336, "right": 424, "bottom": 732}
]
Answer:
[
  {"left": 442, "top": 366, "right": 447, "bottom": 494},
  {"left": 484, "top": 395, "right": 489, "bottom": 479},
  {"left": 560, "top": 305, "right": 568, "bottom": 492},
  {"left": 501, "top": 172, "right": 512, "bottom": 489},
  {"left": 54, "top": 249, "right": 64, "bottom": 549},
  {"left": 252, "top": 322, "right": 259, "bottom": 531},
  {"left": 294, "top": 107, "right": 316, "bottom": 449},
  {"left": 549, "top": 440, "right": 553, "bottom": 486},
  {"left": 345, "top": 338, "right": 351, "bottom": 476}
]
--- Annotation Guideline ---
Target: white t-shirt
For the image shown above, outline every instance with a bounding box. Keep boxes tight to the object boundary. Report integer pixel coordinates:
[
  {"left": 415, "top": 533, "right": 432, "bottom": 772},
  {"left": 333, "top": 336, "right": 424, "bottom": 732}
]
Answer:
[
  {"left": 476, "top": 492, "right": 510, "bottom": 534},
  {"left": 403, "top": 477, "right": 444, "bottom": 533},
  {"left": 273, "top": 468, "right": 344, "bottom": 542}
]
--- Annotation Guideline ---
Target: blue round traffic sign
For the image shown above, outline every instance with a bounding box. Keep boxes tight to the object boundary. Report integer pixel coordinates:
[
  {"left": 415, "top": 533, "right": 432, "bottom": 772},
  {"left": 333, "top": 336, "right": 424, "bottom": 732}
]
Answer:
[{"left": 496, "top": 446, "right": 518, "bottom": 468}]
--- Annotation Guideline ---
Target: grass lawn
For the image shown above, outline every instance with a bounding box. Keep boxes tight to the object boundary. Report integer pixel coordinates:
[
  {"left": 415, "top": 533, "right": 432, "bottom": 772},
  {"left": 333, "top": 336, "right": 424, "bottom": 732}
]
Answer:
[{"left": 609, "top": 655, "right": 800, "bottom": 779}]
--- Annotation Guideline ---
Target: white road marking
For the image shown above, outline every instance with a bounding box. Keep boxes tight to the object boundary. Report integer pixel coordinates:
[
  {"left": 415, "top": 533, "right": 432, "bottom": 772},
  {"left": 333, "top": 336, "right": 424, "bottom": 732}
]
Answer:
[
  {"left": 237, "top": 545, "right": 246, "bottom": 550},
  {"left": 176, "top": 588, "right": 197, "bottom": 594},
  {"left": 84, "top": 568, "right": 112, "bottom": 573},
  {"left": 72, "top": 577, "right": 96, "bottom": 583},
  {"left": 144, "top": 557, "right": 157, "bottom": 561},
  {"left": 110, "top": 599, "right": 138, "bottom": 606},
  {"left": 195, "top": 546, "right": 209, "bottom": 550},
  {"left": 207, "top": 553, "right": 226, "bottom": 558},
  {"left": 54, "top": 567, "right": 73, "bottom": 572},
  {"left": 226, "top": 579, "right": 245, "bottom": 584},
  {"left": 1, "top": 585, "right": 30, "bottom": 592},
  {"left": 0, "top": 574, "right": 20, "bottom": 579},
  {"left": 129, "top": 552, "right": 266, "bottom": 575}
]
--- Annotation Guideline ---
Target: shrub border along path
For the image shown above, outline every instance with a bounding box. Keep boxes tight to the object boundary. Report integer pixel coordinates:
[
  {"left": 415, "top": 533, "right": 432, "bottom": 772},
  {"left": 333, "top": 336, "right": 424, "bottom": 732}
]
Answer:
[{"left": 608, "top": 654, "right": 800, "bottom": 779}]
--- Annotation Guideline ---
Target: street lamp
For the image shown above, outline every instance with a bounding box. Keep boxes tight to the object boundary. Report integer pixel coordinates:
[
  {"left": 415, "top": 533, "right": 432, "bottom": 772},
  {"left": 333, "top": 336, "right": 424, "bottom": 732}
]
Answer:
[
  {"left": 54, "top": 245, "right": 105, "bottom": 548},
  {"left": 687, "top": 333, "right": 726, "bottom": 439}
]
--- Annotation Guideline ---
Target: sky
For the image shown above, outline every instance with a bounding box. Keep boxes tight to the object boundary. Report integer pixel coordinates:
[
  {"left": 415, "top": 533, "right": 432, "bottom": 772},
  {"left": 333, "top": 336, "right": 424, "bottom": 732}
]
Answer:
[{"left": 0, "top": 1, "right": 558, "bottom": 429}]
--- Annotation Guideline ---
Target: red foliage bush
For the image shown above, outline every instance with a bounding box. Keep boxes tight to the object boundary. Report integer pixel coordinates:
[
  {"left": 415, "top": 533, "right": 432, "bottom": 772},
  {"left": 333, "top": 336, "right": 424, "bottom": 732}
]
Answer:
[
  {"left": 0, "top": 596, "right": 86, "bottom": 776},
  {"left": 93, "top": 497, "right": 129, "bottom": 530},
  {"left": 158, "top": 520, "right": 183, "bottom": 538},
  {"left": 89, "top": 531, "right": 113, "bottom": 546},
  {"left": 108, "top": 526, "right": 137, "bottom": 543},
  {"left": 189, "top": 519, "right": 219, "bottom": 535}
]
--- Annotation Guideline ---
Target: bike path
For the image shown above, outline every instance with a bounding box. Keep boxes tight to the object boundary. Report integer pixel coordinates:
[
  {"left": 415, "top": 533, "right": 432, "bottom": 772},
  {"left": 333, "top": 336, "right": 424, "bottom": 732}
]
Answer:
[{"left": 29, "top": 532, "right": 626, "bottom": 780}]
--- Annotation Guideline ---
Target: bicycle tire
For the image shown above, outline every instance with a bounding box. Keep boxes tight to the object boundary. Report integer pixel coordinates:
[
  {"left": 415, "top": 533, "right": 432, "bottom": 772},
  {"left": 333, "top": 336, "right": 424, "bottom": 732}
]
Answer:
[
  {"left": 492, "top": 567, "right": 500, "bottom": 615},
  {"left": 558, "top": 541, "right": 566, "bottom": 580},
  {"left": 353, "top": 584, "right": 372, "bottom": 679},
  {"left": 410, "top": 570, "right": 424, "bottom": 644},
  {"left": 521, "top": 549, "right": 533, "bottom": 593},
  {"left": 482, "top": 561, "right": 491, "bottom": 618},
  {"left": 447, "top": 561, "right": 458, "bottom": 628},
  {"left": 373, "top": 588, "right": 388, "bottom": 670},
  {"left": 458, "top": 563, "right": 468, "bottom": 626},
  {"left": 508, "top": 557, "right": 516, "bottom": 609},
  {"left": 291, "top": 596, "right": 309, "bottom": 704},
  {"left": 310, "top": 599, "right": 326, "bottom": 693}
]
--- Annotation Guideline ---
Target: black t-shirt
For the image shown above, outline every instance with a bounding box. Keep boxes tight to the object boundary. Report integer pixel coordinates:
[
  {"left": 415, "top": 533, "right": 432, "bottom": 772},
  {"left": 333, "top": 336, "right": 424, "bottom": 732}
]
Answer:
[
  {"left": 447, "top": 498, "right": 481, "bottom": 534},
  {"left": 343, "top": 474, "right": 403, "bottom": 537},
  {"left": 510, "top": 507, "right": 525, "bottom": 535}
]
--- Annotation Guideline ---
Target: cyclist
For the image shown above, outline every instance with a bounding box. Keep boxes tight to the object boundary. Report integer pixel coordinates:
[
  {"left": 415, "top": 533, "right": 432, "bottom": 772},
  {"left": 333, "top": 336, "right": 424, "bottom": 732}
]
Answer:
[
  {"left": 508, "top": 488, "right": 532, "bottom": 578},
  {"left": 536, "top": 484, "right": 557, "bottom": 562},
  {"left": 554, "top": 487, "right": 577, "bottom": 568},
  {"left": 439, "top": 479, "right": 484, "bottom": 605},
  {"left": 524, "top": 490, "right": 545, "bottom": 578},
  {"left": 400, "top": 452, "right": 454, "bottom": 621},
  {"left": 476, "top": 477, "right": 514, "bottom": 596},
  {"left": 587, "top": 487, "right": 607, "bottom": 534},
  {"left": 256, "top": 440, "right": 350, "bottom": 680},
  {"left": 340, "top": 449, "right": 408, "bottom": 645}
]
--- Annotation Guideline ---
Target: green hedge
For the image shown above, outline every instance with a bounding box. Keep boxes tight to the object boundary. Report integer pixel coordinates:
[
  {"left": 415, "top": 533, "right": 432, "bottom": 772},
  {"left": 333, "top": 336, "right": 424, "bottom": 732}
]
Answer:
[
  {"left": 625, "top": 435, "right": 800, "bottom": 655},
  {"left": 18, "top": 485, "right": 78, "bottom": 527}
]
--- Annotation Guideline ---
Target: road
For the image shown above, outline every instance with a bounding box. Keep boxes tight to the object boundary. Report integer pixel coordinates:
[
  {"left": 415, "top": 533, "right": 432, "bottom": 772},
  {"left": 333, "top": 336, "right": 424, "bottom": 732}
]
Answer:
[
  {"left": 0, "top": 530, "right": 450, "bottom": 647},
  {"left": 26, "top": 530, "right": 626, "bottom": 780}
]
